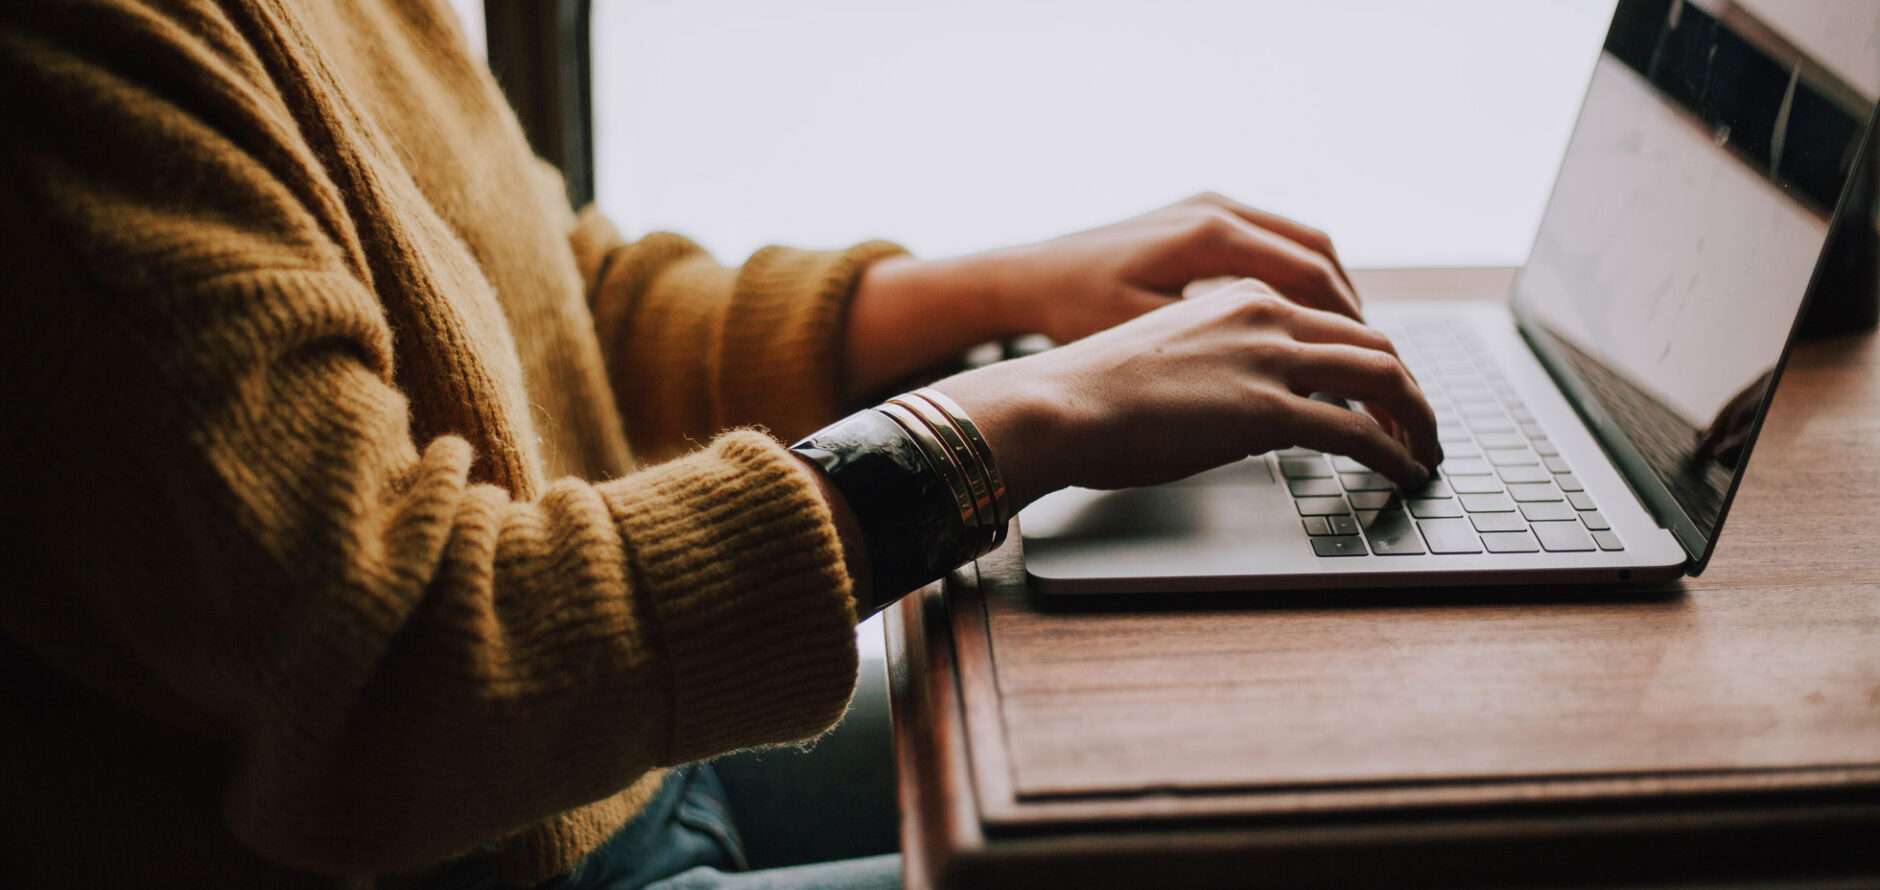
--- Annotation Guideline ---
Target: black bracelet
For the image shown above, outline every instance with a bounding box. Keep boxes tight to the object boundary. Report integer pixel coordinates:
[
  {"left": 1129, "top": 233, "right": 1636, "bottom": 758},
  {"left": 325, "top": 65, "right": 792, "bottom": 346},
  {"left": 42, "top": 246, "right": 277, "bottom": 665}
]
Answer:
[{"left": 791, "top": 409, "right": 968, "bottom": 612}]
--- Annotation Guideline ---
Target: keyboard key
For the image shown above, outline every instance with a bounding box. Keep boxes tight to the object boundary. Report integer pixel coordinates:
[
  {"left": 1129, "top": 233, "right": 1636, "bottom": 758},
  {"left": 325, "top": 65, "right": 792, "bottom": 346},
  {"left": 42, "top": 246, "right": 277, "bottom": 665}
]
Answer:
[
  {"left": 1497, "top": 465, "right": 1551, "bottom": 484},
  {"left": 1296, "top": 496, "right": 1352, "bottom": 516},
  {"left": 1556, "top": 473, "right": 1584, "bottom": 492},
  {"left": 1482, "top": 531, "right": 1541, "bottom": 553},
  {"left": 1460, "top": 403, "right": 1505, "bottom": 418},
  {"left": 1459, "top": 492, "right": 1517, "bottom": 512},
  {"left": 1446, "top": 474, "right": 1505, "bottom": 494},
  {"left": 1288, "top": 477, "right": 1343, "bottom": 497},
  {"left": 1520, "top": 501, "right": 1575, "bottom": 522},
  {"left": 1508, "top": 482, "right": 1562, "bottom": 502},
  {"left": 1440, "top": 444, "right": 1482, "bottom": 459},
  {"left": 1408, "top": 498, "right": 1463, "bottom": 519},
  {"left": 1280, "top": 457, "right": 1331, "bottom": 478},
  {"left": 1276, "top": 447, "right": 1320, "bottom": 457},
  {"left": 1340, "top": 472, "right": 1395, "bottom": 491},
  {"left": 1520, "top": 422, "right": 1548, "bottom": 438},
  {"left": 1348, "top": 491, "right": 1399, "bottom": 510},
  {"left": 1467, "top": 416, "right": 1516, "bottom": 433},
  {"left": 1579, "top": 510, "right": 1611, "bottom": 531},
  {"left": 1592, "top": 530, "right": 1625, "bottom": 551},
  {"left": 1418, "top": 518, "right": 1483, "bottom": 553},
  {"left": 1471, "top": 513, "right": 1528, "bottom": 533},
  {"left": 1486, "top": 448, "right": 1539, "bottom": 466},
  {"left": 1440, "top": 458, "right": 1494, "bottom": 475},
  {"left": 1403, "top": 478, "right": 1454, "bottom": 499},
  {"left": 1329, "top": 515, "right": 1361, "bottom": 536},
  {"left": 1312, "top": 535, "right": 1369, "bottom": 557},
  {"left": 1531, "top": 438, "right": 1560, "bottom": 456},
  {"left": 1533, "top": 521, "right": 1595, "bottom": 552},
  {"left": 1544, "top": 456, "right": 1573, "bottom": 474},
  {"left": 1361, "top": 510, "right": 1427, "bottom": 555},
  {"left": 1330, "top": 456, "right": 1371, "bottom": 473},
  {"left": 1438, "top": 428, "right": 1474, "bottom": 445},
  {"left": 1567, "top": 492, "right": 1597, "bottom": 511},
  {"left": 1302, "top": 516, "right": 1332, "bottom": 536},
  {"left": 1510, "top": 408, "right": 1536, "bottom": 422},
  {"left": 1478, "top": 432, "right": 1526, "bottom": 449}
]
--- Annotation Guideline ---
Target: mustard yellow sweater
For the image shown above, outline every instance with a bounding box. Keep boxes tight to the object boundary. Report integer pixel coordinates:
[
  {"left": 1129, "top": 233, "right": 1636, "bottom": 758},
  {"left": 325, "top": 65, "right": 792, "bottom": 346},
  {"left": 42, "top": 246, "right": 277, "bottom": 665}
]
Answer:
[{"left": 0, "top": 0, "right": 903, "bottom": 885}]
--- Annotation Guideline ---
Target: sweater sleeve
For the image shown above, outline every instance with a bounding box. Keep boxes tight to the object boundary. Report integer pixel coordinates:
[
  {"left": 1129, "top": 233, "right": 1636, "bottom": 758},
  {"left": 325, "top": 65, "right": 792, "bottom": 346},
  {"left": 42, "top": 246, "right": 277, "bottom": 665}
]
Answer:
[
  {"left": 0, "top": 0, "right": 858, "bottom": 876},
  {"left": 568, "top": 209, "right": 907, "bottom": 462}
]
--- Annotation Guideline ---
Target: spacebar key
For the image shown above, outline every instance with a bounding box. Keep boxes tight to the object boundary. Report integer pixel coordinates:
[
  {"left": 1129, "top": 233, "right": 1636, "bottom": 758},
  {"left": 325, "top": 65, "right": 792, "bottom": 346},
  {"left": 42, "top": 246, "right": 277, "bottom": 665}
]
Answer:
[{"left": 1362, "top": 510, "right": 1427, "bottom": 555}]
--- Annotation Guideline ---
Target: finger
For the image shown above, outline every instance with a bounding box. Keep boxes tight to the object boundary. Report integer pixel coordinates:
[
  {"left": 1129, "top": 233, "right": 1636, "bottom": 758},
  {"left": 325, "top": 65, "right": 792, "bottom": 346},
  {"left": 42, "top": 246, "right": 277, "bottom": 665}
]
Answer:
[
  {"left": 1286, "top": 343, "right": 1441, "bottom": 471},
  {"left": 1279, "top": 393, "right": 1429, "bottom": 489},
  {"left": 1276, "top": 303, "right": 1402, "bottom": 363},
  {"left": 1187, "top": 212, "right": 1364, "bottom": 322},
  {"left": 1272, "top": 307, "right": 1436, "bottom": 451},
  {"left": 1187, "top": 193, "right": 1358, "bottom": 294}
]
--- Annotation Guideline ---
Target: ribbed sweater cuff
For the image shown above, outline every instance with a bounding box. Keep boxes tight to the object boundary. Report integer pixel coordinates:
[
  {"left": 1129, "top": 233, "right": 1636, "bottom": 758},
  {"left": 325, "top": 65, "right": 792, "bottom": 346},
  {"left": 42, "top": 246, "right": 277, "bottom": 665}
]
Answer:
[
  {"left": 720, "top": 241, "right": 908, "bottom": 441},
  {"left": 600, "top": 430, "right": 859, "bottom": 763}
]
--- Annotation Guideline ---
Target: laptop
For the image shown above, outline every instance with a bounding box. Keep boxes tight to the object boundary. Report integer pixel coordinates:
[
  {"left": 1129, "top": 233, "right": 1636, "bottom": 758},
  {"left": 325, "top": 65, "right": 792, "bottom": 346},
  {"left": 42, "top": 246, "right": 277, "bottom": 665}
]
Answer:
[{"left": 1021, "top": 0, "right": 1880, "bottom": 594}]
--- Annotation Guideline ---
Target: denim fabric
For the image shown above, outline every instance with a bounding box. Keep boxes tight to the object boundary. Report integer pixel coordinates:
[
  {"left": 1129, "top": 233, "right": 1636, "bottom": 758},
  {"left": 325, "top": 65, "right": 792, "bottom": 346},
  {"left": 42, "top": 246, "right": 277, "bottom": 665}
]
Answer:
[{"left": 421, "top": 764, "right": 900, "bottom": 890}]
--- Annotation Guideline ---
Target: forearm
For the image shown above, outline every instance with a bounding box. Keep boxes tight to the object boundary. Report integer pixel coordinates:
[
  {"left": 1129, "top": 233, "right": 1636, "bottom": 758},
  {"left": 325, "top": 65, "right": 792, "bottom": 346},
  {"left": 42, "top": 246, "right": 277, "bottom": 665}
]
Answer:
[{"left": 841, "top": 252, "right": 1028, "bottom": 404}]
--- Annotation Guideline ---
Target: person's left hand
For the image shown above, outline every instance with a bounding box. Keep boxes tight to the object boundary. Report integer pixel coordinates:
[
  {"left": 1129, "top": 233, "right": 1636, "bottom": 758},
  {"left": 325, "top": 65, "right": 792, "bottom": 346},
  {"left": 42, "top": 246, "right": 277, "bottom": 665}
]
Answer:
[
  {"left": 979, "top": 191, "right": 1363, "bottom": 344},
  {"left": 844, "top": 192, "right": 1364, "bottom": 402}
]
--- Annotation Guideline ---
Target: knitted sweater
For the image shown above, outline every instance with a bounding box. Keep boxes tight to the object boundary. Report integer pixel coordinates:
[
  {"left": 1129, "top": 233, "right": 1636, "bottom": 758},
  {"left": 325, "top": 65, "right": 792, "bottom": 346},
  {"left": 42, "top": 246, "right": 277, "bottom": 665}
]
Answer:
[{"left": 0, "top": 0, "right": 903, "bottom": 885}]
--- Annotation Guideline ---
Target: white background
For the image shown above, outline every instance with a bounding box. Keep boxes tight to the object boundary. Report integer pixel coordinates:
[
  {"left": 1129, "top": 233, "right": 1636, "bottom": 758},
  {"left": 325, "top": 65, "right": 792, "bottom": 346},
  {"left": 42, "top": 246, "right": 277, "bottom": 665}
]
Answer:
[{"left": 590, "top": 1, "right": 1617, "bottom": 268}]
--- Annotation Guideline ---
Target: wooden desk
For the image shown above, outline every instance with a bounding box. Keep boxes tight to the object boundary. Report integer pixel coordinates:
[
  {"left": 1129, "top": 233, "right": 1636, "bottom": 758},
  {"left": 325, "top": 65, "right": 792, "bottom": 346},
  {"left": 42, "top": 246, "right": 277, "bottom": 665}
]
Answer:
[{"left": 886, "top": 269, "right": 1880, "bottom": 889}]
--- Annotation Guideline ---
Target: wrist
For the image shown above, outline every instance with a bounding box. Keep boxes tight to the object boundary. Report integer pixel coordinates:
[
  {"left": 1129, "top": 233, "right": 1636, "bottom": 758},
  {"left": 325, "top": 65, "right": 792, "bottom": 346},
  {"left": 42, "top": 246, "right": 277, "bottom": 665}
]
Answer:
[
  {"left": 843, "top": 251, "right": 1037, "bottom": 404},
  {"left": 928, "top": 365, "right": 1069, "bottom": 512}
]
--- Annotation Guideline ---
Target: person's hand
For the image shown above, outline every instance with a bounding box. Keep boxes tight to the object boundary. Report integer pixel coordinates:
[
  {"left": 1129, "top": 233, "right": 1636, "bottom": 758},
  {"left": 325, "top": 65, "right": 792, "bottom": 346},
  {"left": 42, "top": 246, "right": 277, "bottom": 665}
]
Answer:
[
  {"left": 1694, "top": 369, "right": 1774, "bottom": 468},
  {"left": 842, "top": 193, "right": 1362, "bottom": 401},
  {"left": 980, "top": 191, "right": 1364, "bottom": 344},
  {"left": 929, "top": 280, "right": 1439, "bottom": 510}
]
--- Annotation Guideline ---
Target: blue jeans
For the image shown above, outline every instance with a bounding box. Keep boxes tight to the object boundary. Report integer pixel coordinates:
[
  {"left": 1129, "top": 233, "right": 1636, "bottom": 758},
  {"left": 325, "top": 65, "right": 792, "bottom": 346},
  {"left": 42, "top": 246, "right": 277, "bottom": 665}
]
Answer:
[
  {"left": 426, "top": 764, "right": 900, "bottom": 890},
  {"left": 426, "top": 647, "right": 902, "bottom": 890}
]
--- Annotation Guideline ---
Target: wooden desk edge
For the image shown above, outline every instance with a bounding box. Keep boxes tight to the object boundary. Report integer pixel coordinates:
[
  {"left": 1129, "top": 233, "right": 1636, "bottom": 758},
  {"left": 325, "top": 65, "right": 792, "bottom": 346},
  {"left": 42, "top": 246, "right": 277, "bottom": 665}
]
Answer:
[{"left": 894, "top": 563, "right": 1880, "bottom": 889}]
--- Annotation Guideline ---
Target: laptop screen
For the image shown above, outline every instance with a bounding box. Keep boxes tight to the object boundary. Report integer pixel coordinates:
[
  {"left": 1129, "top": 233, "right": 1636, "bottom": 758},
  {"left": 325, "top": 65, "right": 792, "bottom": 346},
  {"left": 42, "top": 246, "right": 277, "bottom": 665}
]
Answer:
[{"left": 1510, "top": 0, "right": 1878, "bottom": 568}]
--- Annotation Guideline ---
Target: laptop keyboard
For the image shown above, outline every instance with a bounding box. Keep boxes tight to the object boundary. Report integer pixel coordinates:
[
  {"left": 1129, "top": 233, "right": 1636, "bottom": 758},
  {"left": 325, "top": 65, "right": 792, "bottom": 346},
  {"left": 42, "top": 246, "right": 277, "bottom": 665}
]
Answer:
[{"left": 1283, "top": 319, "right": 1624, "bottom": 557}]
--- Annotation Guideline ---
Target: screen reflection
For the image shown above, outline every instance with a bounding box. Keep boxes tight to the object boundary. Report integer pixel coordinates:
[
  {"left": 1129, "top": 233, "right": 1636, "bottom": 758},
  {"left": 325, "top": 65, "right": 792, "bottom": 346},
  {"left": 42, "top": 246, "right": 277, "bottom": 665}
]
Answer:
[{"left": 1515, "top": 0, "right": 1877, "bottom": 540}]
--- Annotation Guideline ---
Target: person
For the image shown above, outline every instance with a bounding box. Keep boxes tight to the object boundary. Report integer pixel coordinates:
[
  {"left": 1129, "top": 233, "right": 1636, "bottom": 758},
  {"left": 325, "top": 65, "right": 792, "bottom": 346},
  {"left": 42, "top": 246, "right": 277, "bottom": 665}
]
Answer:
[{"left": 0, "top": 0, "right": 1439, "bottom": 887}]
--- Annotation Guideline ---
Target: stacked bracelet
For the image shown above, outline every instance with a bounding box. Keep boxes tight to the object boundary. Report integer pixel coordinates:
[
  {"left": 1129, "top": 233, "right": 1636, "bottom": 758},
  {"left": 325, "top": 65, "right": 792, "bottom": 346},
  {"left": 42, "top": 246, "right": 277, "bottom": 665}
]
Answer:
[
  {"left": 789, "top": 390, "right": 1011, "bottom": 609},
  {"left": 883, "top": 389, "right": 1011, "bottom": 555}
]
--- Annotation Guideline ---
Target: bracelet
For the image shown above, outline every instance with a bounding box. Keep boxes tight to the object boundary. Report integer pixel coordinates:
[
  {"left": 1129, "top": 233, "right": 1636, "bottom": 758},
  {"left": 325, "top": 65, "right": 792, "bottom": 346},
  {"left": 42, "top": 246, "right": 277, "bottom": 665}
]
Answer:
[
  {"left": 788, "top": 395, "right": 1012, "bottom": 610},
  {"left": 913, "top": 388, "right": 1011, "bottom": 528},
  {"left": 791, "top": 409, "right": 968, "bottom": 608},
  {"left": 882, "top": 397, "right": 998, "bottom": 554},
  {"left": 881, "top": 393, "right": 1009, "bottom": 559}
]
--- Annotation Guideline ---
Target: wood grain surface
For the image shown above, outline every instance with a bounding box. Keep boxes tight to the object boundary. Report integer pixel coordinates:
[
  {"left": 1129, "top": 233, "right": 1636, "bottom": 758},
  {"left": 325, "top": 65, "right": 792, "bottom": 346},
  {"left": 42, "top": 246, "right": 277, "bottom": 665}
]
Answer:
[{"left": 890, "top": 268, "right": 1880, "bottom": 888}]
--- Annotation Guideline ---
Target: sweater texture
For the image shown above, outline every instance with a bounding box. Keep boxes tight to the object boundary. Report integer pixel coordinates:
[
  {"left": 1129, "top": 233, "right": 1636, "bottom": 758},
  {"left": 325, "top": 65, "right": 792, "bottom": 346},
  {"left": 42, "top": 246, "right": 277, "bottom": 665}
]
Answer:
[{"left": 0, "top": 0, "right": 904, "bottom": 885}]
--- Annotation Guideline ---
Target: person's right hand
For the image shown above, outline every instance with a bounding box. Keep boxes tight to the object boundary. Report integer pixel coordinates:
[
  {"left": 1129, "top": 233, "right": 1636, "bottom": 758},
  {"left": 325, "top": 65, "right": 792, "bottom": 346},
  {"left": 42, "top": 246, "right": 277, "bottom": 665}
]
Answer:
[{"left": 930, "top": 279, "right": 1441, "bottom": 510}]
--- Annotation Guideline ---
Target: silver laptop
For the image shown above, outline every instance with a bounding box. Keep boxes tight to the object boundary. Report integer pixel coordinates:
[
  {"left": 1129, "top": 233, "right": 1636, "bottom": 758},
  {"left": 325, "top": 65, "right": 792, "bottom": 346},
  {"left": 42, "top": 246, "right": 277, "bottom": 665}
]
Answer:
[{"left": 1022, "top": 0, "right": 1880, "bottom": 594}]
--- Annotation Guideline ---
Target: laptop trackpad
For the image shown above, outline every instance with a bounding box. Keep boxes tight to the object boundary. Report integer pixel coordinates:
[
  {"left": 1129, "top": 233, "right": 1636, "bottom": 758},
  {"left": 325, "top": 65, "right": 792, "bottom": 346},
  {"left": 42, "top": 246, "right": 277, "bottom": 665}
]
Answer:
[{"left": 1022, "top": 457, "right": 1278, "bottom": 543}]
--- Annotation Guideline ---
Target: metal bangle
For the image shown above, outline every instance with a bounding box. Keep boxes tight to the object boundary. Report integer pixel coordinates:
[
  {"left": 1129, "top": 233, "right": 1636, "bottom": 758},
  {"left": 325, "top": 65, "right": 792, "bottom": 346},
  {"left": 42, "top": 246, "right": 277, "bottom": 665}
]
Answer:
[
  {"left": 789, "top": 409, "right": 970, "bottom": 607},
  {"left": 875, "top": 402, "right": 978, "bottom": 531},
  {"left": 887, "top": 394, "right": 995, "bottom": 529},
  {"left": 878, "top": 404, "right": 999, "bottom": 559},
  {"left": 914, "top": 388, "right": 1012, "bottom": 527}
]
